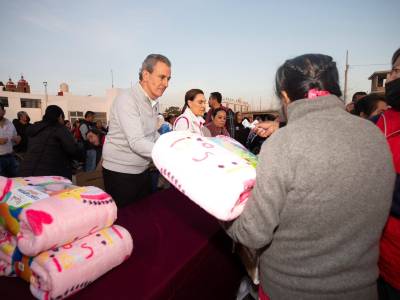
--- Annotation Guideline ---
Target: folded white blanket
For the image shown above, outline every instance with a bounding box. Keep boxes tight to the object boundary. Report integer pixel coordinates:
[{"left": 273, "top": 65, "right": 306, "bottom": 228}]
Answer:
[{"left": 152, "top": 131, "right": 258, "bottom": 220}]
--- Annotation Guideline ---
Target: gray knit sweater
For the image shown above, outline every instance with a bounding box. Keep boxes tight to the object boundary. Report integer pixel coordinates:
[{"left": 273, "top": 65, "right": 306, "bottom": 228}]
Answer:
[
  {"left": 102, "top": 83, "right": 159, "bottom": 174},
  {"left": 225, "top": 95, "right": 395, "bottom": 300}
]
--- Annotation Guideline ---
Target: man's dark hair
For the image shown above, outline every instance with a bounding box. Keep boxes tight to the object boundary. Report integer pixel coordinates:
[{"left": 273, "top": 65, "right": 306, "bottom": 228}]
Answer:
[
  {"left": 17, "top": 111, "right": 27, "bottom": 120},
  {"left": 85, "top": 111, "right": 95, "bottom": 118},
  {"left": 0, "top": 103, "right": 4, "bottom": 110},
  {"left": 354, "top": 93, "right": 386, "bottom": 117},
  {"left": 139, "top": 54, "right": 171, "bottom": 81},
  {"left": 210, "top": 92, "right": 222, "bottom": 104},
  {"left": 352, "top": 91, "right": 367, "bottom": 103},
  {"left": 392, "top": 48, "right": 400, "bottom": 66},
  {"left": 165, "top": 115, "right": 175, "bottom": 123},
  {"left": 43, "top": 105, "right": 65, "bottom": 124},
  {"left": 264, "top": 113, "right": 278, "bottom": 121},
  {"left": 275, "top": 54, "right": 342, "bottom": 102}
]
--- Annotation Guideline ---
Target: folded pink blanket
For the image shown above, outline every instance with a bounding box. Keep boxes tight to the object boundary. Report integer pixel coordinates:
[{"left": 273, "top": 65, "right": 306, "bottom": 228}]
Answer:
[
  {"left": 17, "top": 186, "right": 117, "bottom": 257},
  {"left": 152, "top": 131, "right": 258, "bottom": 220},
  {"left": 0, "top": 227, "right": 15, "bottom": 277},
  {"left": 30, "top": 225, "right": 133, "bottom": 300},
  {"left": 0, "top": 176, "right": 74, "bottom": 235},
  {"left": 0, "top": 227, "right": 34, "bottom": 281},
  {"left": 0, "top": 176, "right": 72, "bottom": 198}
]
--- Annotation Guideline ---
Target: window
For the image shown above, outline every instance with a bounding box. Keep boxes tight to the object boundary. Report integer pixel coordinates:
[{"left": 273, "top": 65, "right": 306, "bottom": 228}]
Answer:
[
  {"left": 69, "top": 111, "right": 84, "bottom": 124},
  {"left": 0, "top": 97, "right": 8, "bottom": 107},
  {"left": 20, "top": 98, "right": 41, "bottom": 108},
  {"left": 378, "top": 76, "right": 385, "bottom": 88},
  {"left": 69, "top": 111, "right": 107, "bottom": 126}
]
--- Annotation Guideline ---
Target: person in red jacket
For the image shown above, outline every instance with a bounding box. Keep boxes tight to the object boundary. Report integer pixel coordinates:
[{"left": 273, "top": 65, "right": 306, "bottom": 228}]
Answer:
[{"left": 376, "top": 47, "right": 400, "bottom": 300}]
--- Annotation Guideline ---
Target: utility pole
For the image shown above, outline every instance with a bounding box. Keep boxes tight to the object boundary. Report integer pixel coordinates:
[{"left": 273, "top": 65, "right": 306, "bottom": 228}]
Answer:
[
  {"left": 259, "top": 96, "right": 261, "bottom": 111},
  {"left": 42, "top": 81, "right": 48, "bottom": 116},
  {"left": 344, "top": 50, "right": 349, "bottom": 103},
  {"left": 111, "top": 69, "right": 114, "bottom": 88}
]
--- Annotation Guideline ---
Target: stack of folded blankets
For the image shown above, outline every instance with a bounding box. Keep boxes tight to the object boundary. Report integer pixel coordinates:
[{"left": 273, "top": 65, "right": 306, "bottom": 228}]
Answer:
[
  {"left": 152, "top": 131, "right": 259, "bottom": 221},
  {"left": 0, "top": 176, "right": 133, "bottom": 300}
]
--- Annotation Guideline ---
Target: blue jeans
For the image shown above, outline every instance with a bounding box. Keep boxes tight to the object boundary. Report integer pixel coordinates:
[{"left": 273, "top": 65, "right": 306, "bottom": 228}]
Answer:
[
  {"left": 85, "top": 149, "right": 97, "bottom": 172},
  {"left": 0, "top": 154, "right": 18, "bottom": 177}
]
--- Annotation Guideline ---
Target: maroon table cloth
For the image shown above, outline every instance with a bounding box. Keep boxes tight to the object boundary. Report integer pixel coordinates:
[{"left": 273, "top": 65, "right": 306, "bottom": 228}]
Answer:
[{"left": 1, "top": 188, "right": 244, "bottom": 299}]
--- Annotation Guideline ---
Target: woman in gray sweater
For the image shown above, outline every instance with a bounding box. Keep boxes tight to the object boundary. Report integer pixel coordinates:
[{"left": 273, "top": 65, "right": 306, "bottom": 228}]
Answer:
[{"left": 224, "top": 54, "right": 395, "bottom": 300}]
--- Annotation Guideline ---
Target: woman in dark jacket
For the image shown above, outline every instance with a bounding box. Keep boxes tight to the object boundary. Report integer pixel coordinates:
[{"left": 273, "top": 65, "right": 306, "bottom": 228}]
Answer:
[
  {"left": 233, "top": 112, "right": 250, "bottom": 147},
  {"left": 86, "top": 128, "right": 105, "bottom": 167},
  {"left": 18, "top": 105, "right": 81, "bottom": 179}
]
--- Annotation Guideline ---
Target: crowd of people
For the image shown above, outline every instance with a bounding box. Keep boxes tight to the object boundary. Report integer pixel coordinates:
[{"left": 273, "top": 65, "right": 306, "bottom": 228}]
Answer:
[
  {"left": 0, "top": 106, "right": 108, "bottom": 179},
  {"left": 1, "top": 48, "right": 400, "bottom": 299}
]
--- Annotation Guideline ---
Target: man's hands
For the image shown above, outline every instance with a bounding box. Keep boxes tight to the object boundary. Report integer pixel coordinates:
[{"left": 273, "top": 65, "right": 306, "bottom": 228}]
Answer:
[
  {"left": 0, "top": 137, "right": 8, "bottom": 145},
  {"left": 12, "top": 135, "right": 21, "bottom": 144},
  {"left": 0, "top": 136, "right": 21, "bottom": 145}
]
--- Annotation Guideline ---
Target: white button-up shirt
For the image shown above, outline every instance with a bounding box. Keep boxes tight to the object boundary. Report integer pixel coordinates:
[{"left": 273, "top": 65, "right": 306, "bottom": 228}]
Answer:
[{"left": 0, "top": 118, "right": 17, "bottom": 155}]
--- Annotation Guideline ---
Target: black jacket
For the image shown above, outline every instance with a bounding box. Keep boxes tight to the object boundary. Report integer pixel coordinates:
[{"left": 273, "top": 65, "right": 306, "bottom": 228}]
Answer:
[
  {"left": 12, "top": 119, "right": 30, "bottom": 153},
  {"left": 18, "top": 121, "right": 81, "bottom": 179},
  {"left": 79, "top": 120, "right": 96, "bottom": 150},
  {"left": 234, "top": 122, "right": 250, "bottom": 147}
]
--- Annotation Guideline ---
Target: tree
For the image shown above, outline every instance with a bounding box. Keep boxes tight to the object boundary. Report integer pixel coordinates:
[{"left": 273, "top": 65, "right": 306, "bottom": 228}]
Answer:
[{"left": 164, "top": 106, "right": 181, "bottom": 116}]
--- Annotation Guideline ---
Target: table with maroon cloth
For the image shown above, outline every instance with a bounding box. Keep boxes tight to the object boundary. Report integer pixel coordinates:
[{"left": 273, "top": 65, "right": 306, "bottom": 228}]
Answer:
[{"left": 1, "top": 188, "right": 244, "bottom": 299}]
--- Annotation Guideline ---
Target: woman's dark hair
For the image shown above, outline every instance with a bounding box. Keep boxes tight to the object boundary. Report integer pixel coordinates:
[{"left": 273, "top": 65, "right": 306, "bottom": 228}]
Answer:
[
  {"left": 392, "top": 48, "right": 400, "bottom": 66},
  {"left": 212, "top": 107, "right": 226, "bottom": 118},
  {"left": 275, "top": 54, "right": 342, "bottom": 102},
  {"left": 43, "top": 105, "right": 65, "bottom": 124},
  {"left": 86, "top": 128, "right": 104, "bottom": 146},
  {"left": 86, "top": 128, "right": 103, "bottom": 137},
  {"left": 354, "top": 94, "right": 386, "bottom": 117},
  {"left": 234, "top": 111, "right": 242, "bottom": 123},
  {"left": 182, "top": 89, "right": 204, "bottom": 113}
]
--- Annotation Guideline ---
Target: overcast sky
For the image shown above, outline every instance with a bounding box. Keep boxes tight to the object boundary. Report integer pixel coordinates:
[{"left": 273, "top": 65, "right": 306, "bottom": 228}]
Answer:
[{"left": 1, "top": 0, "right": 399, "bottom": 110}]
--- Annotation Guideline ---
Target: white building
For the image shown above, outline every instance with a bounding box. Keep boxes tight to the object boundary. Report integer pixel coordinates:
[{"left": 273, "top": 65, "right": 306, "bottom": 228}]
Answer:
[
  {"left": 222, "top": 97, "right": 250, "bottom": 112},
  {"left": 0, "top": 82, "right": 121, "bottom": 125}
]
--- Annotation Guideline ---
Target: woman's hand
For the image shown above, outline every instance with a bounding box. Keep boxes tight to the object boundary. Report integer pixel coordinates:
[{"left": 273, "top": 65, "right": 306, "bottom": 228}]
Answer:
[{"left": 253, "top": 121, "right": 279, "bottom": 138}]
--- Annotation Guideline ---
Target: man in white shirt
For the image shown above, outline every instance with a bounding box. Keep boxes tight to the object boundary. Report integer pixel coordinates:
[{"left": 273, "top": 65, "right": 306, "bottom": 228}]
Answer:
[
  {"left": 0, "top": 103, "right": 21, "bottom": 177},
  {"left": 102, "top": 54, "right": 171, "bottom": 206},
  {"left": 79, "top": 111, "right": 97, "bottom": 171}
]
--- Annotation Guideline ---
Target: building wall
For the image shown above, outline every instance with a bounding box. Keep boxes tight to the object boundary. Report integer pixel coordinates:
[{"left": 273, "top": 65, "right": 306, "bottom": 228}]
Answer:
[
  {"left": 221, "top": 97, "right": 250, "bottom": 112},
  {"left": 0, "top": 88, "right": 121, "bottom": 124},
  {"left": 0, "top": 91, "right": 43, "bottom": 122}
]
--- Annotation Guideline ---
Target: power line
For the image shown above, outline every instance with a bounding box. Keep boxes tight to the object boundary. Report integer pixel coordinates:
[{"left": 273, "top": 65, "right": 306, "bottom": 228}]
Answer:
[{"left": 349, "top": 63, "right": 389, "bottom": 67}]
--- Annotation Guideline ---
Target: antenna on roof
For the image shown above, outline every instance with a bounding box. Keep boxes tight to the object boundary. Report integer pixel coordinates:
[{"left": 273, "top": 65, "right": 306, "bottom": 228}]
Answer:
[{"left": 344, "top": 50, "right": 349, "bottom": 103}]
